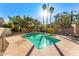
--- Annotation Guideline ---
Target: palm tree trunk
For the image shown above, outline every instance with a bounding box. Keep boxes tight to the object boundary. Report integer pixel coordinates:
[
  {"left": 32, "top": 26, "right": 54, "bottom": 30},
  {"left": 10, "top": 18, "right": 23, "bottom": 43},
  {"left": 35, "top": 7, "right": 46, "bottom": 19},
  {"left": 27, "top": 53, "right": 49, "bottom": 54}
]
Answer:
[
  {"left": 43, "top": 11, "right": 45, "bottom": 32},
  {"left": 46, "top": 13, "right": 48, "bottom": 31},
  {"left": 43, "top": 15, "right": 44, "bottom": 26},
  {"left": 46, "top": 6, "right": 47, "bottom": 25},
  {"left": 46, "top": 3, "right": 49, "bottom": 31},
  {"left": 50, "top": 15, "right": 51, "bottom": 27}
]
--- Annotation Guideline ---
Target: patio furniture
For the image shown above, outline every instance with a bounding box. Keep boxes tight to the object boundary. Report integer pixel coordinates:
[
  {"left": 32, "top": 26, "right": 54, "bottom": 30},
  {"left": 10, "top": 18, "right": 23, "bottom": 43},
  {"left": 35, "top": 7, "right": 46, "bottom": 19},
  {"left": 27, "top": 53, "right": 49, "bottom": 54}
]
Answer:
[{"left": 65, "top": 32, "right": 79, "bottom": 41}]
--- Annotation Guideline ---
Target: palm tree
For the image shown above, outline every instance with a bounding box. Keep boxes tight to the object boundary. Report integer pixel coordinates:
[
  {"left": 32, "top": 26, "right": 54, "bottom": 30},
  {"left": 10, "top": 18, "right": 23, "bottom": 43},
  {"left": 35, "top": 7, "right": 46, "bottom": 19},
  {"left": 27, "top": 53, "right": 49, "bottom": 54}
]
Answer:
[
  {"left": 49, "top": 6, "right": 54, "bottom": 25},
  {"left": 46, "top": 3, "right": 49, "bottom": 25},
  {"left": 42, "top": 4, "right": 47, "bottom": 32},
  {"left": 42, "top": 4, "right": 46, "bottom": 25}
]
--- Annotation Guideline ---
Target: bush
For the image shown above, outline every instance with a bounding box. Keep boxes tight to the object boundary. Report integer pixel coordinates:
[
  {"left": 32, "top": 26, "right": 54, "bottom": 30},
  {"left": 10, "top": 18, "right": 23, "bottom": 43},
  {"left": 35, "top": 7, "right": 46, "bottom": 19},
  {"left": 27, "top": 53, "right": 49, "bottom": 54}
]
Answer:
[
  {"left": 47, "top": 28, "right": 55, "bottom": 34},
  {"left": 12, "top": 28, "right": 18, "bottom": 32},
  {"left": 11, "top": 25, "right": 20, "bottom": 32},
  {"left": 2, "top": 23, "right": 12, "bottom": 28}
]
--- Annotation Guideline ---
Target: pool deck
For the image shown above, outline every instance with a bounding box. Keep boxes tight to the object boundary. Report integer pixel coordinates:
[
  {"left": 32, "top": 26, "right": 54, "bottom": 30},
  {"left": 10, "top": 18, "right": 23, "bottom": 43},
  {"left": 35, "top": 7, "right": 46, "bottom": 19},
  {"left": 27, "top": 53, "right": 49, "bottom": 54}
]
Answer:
[{"left": 3, "top": 34, "right": 79, "bottom": 56}]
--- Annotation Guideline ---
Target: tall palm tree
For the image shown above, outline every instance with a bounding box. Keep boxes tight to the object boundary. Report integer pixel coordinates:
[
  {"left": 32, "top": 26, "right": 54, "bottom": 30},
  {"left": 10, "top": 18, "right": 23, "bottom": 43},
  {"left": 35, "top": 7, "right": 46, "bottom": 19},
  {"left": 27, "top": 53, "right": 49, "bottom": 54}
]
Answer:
[
  {"left": 49, "top": 6, "right": 54, "bottom": 24},
  {"left": 42, "top": 4, "right": 47, "bottom": 32},
  {"left": 46, "top": 3, "right": 49, "bottom": 25},
  {"left": 42, "top": 4, "right": 46, "bottom": 25}
]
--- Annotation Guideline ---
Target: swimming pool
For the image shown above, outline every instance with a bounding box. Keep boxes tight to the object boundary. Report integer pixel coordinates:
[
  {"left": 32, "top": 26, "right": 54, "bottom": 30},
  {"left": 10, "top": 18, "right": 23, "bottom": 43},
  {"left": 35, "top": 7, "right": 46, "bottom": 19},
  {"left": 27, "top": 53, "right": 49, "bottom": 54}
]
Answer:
[{"left": 22, "top": 32, "right": 60, "bottom": 50}]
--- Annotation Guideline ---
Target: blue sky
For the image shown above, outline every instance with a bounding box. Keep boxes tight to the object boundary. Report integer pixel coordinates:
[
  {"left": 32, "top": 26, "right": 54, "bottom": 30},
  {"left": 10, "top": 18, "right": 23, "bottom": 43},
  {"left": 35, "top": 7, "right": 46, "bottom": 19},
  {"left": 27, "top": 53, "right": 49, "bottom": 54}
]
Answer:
[{"left": 0, "top": 3, "right": 79, "bottom": 23}]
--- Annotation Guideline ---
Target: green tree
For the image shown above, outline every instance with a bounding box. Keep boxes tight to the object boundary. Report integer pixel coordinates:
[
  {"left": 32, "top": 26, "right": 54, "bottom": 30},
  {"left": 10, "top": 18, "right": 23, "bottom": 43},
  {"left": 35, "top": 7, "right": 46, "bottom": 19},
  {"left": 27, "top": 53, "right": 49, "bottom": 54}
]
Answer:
[
  {"left": 5, "top": 15, "right": 42, "bottom": 32},
  {"left": 8, "top": 16, "right": 23, "bottom": 32},
  {"left": 0, "top": 17, "right": 4, "bottom": 27},
  {"left": 76, "top": 14, "right": 79, "bottom": 23},
  {"left": 33, "top": 19, "right": 42, "bottom": 31},
  {"left": 54, "top": 12, "right": 72, "bottom": 28}
]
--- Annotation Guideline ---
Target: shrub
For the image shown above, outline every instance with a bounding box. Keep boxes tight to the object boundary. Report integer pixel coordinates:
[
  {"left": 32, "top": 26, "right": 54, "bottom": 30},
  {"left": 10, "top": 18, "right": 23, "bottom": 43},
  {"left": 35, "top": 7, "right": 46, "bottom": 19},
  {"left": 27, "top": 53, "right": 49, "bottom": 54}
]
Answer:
[
  {"left": 2, "top": 23, "right": 12, "bottom": 28},
  {"left": 47, "top": 28, "right": 55, "bottom": 34},
  {"left": 11, "top": 25, "right": 20, "bottom": 32}
]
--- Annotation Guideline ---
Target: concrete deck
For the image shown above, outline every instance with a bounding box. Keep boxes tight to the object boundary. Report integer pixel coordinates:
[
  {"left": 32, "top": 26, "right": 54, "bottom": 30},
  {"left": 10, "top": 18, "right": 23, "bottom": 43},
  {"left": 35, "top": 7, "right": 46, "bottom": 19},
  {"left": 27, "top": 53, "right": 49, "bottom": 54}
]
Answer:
[
  {"left": 3, "top": 34, "right": 79, "bottom": 56},
  {"left": 55, "top": 35, "right": 79, "bottom": 56},
  {"left": 3, "top": 35, "right": 33, "bottom": 56}
]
